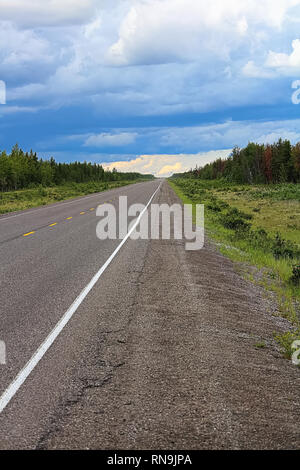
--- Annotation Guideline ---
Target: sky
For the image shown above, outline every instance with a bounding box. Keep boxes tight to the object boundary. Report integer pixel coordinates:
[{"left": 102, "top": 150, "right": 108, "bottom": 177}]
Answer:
[{"left": 1, "top": 0, "right": 300, "bottom": 176}]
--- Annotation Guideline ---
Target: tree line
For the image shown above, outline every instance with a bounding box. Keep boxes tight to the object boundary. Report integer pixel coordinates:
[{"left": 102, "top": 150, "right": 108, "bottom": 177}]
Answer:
[
  {"left": 0, "top": 144, "right": 153, "bottom": 191},
  {"left": 176, "top": 139, "right": 300, "bottom": 183}
]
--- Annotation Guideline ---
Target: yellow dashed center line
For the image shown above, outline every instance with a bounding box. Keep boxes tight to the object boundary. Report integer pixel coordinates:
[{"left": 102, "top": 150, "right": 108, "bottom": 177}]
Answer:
[{"left": 22, "top": 206, "right": 99, "bottom": 240}]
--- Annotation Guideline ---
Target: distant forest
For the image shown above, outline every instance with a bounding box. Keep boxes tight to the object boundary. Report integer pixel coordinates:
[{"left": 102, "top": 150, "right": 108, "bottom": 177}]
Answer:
[
  {"left": 176, "top": 139, "right": 300, "bottom": 184},
  {"left": 0, "top": 144, "right": 153, "bottom": 192}
]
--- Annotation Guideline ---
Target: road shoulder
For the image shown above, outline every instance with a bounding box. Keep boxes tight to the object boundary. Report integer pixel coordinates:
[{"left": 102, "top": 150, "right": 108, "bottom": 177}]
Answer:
[{"left": 40, "top": 182, "right": 300, "bottom": 449}]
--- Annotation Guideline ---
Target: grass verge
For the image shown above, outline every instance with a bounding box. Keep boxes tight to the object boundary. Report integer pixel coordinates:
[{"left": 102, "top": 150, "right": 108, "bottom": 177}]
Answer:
[
  {"left": 169, "top": 178, "right": 300, "bottom": 361},
  {"left": 0, "top": 180, "right": 147, "bottom": 215}
]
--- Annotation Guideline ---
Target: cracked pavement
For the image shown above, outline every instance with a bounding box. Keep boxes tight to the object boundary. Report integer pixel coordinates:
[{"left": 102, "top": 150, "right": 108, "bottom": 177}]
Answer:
[{"left": 0, "top": 181, "right": 299, "bottom": 449}]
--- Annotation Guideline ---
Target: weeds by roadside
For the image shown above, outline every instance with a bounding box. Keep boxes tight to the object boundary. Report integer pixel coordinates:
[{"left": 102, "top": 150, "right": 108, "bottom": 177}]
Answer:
[
  {"left": 169, "top": 178, "right": 300, "bottom": 361},
  {"left": 0, "top": 180, "right": 149, "bottom": 215}
]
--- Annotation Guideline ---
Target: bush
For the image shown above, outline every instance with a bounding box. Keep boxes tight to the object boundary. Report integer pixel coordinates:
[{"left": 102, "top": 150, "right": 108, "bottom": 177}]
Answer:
[
  {"left": 220, "top": 211, "right": 251, "bottom": 232},
  {"left": 290, "top": 265, "right": 300, "bottom": 285},
  {"left": 219, "top": 207, "right": 252, "bottom": 232},
  {"left": 206, "top": 195, "right": 229, "bottom": 212},
  {"left": 271, "top": 233, "right": 297, "bottom": 260},
  {"left": 207, "top": 201, "right": 222, "bottom": 212},
  {"left": 249, "top": 227, "right": 271, "bottom": 250}
]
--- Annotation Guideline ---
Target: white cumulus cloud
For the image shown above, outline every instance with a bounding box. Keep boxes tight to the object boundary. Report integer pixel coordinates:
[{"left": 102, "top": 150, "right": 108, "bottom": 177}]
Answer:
[
  {"left": 102, "top": 150, "right": 231, "bottom": 177},
  {"left": 108, "top": 0, "right": 300, "bottom": 66},
  {"left": 266, "top": 38, "right": 300, "bottom": 68}
]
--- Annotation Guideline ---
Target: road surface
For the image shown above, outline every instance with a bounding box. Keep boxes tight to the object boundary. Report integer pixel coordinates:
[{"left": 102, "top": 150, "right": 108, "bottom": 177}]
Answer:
[{"left": 0, "top": 180, "right": 299, "bottom": 449}]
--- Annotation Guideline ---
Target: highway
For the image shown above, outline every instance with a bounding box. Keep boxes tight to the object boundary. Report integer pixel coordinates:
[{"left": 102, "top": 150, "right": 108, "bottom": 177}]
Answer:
[
  {"left": 0, "top": 180, "right": 299, "bottom": 449},
  {"left": 0, "top": 179, "right": 160, "bottom": 448}
]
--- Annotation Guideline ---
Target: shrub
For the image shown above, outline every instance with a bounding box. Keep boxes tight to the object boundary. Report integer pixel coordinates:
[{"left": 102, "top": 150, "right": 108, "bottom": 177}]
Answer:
[
  {"left": 290, "top": 265, "right": 300, "bottom": 285},
  {"left": 226, "top": 206, "right": 253, "bottom": 220},
  {"left": 219, "top": 207, "right": 252, "bottom": 233},
  {"left": 207, "top": 201, "right": 222, "bottom": 212},
  {"left": 220, "top": 210, "right": 251, "bottom": 232},
  {"left": 274, "top": 330, "right": 300, "bottom": 359},
  {"left": 249, "top": 227, "right": 272, "bottom": 250},
  {"left": 272, "top": 233, "right": 297, "bottom": 260}
]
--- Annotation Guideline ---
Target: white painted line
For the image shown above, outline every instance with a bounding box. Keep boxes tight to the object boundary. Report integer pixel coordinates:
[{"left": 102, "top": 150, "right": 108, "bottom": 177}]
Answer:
[{"left": 0, "top": 184, "right": 161, "bottom": 413}]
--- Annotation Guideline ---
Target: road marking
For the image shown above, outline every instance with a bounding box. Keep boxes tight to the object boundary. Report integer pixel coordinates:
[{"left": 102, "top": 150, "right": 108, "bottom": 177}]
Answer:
[
  {"left": 49, "top": 223, "right": 57, "bottom": 227},
  {"left": 0, "top": 182, "right": 147, "bottom": 222},
  {"left": 23, "top": 232, "right": 35, "bottom": 237},
  {"left": 66, "top": 217, "right": 72, "bottom": 220},
  {"left": 0, "top": 183, "right": 161, "bottom": 413}
]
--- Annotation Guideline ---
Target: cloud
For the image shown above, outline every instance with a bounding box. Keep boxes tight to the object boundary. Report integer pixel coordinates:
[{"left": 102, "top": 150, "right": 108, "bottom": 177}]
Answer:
[
  {"left": 158, "top": 162, "right": 183, "bottom": 175},
  {"left": 256, "top": 130, "right": 300, "bottom": 143},
  {"left": 243, "top": 38, "right": 300, "bottom": 78},
  {"left": 4, "top": 0, "right": 300, "bottom": 117},
  {"left": 45, "top": 118, "right": 300, "bottom": 156},
  {"left": 34, "top": 118, "right": 300, "bottom": 173},
  {"left": 83, "top": 132, "right": 137, "bottom": 147},
  {"left": 155, "top": 119, "right": 300, "bottom": 150},
  {"left": 108, "top": 0, "right": 300, "bottom": 66},
  {"left": 0, "top": 0, "right": 97, "bottom": 27},
  {"left": 0, "top": 22, "right": 54, "bottom": 70},
  {"left": 102, "top": 150, "right": 231, "bottom": 177},
  {"left": 242, "top": 60, "right": 275, "bottom": 78},
  {"left": 266, "top": 38, "right": 300, "bottom": 68},
  {"left": 2, "top": 0, "right": 300, "bottom": 160},
  {"left": 8, "top": 83, "right": 47, "bottom": 101},
  {"left": 0, "top": 105, "right": 39, "bottom": 116}
]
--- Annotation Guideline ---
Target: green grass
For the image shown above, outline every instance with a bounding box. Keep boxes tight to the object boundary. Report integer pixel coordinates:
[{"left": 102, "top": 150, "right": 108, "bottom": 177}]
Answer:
[
  {"left": 169, "top": 178, "right": 300, "bottom": 360},
  {"left": 274, "top": 330, "right": 300, "bottom": 360},
  {"left": 255, "top": 342, "right": 266, "bottom": 349},
  {"left": 0, "top": 180, "right": 147, "bottom": 215},
  {"left": 209, "top": 186, "right": 300, "bottom": 245}
]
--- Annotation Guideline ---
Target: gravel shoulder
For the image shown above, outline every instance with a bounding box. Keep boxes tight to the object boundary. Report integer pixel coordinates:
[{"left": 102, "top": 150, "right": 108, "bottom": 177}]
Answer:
[{"left": 38, "top": 181, "right": 300, "bottom": 450}]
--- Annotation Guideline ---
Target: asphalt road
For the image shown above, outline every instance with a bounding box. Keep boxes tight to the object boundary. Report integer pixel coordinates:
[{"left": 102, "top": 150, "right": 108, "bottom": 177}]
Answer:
[
  {"left": 0, "top": 179, "right": 299, "bottom": 449},
  {"left": 0, "top": 179, "right": 161, "bottom": 448}
]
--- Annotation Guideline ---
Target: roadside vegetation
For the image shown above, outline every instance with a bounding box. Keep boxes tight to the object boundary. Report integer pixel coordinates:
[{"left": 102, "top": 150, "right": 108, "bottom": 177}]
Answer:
[
  {"left": 0, "top": 180, "right": 152, "bottom": 214},
  {"left": 0, "top": 144, "right": 154, "bottom": 214},
  {"left": 170, "top": 139, "right": 300, "bottom": 361},
  {"left": 181, "top": 138, "right": 300, "bottom": 184},
  {"left": 0, "top": 144, "right": 153, "bottom": 191}
]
